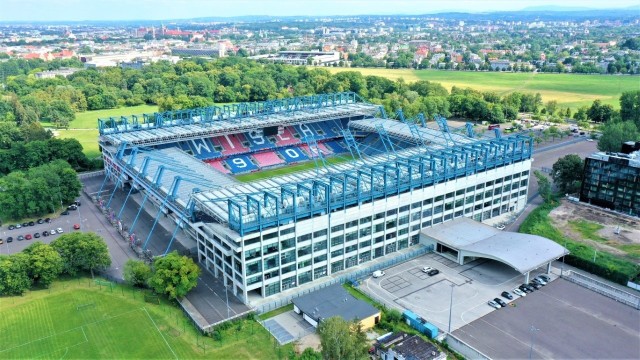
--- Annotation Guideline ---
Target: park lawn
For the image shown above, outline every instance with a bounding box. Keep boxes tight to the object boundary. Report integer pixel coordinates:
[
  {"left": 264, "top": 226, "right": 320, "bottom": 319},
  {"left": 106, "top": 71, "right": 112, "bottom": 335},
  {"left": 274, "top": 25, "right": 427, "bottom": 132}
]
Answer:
[
  {"left": 235, "top": 154, "right": 355, "bottom": 182},
  {"left": 325, "top": 68, "right": 639, "bottom": 110},
  {"left": 55, "top": 129, "right": 101, "bottom": 159},
  {"left": 0, "top": 277, "right": 292, "bottom": 360}
]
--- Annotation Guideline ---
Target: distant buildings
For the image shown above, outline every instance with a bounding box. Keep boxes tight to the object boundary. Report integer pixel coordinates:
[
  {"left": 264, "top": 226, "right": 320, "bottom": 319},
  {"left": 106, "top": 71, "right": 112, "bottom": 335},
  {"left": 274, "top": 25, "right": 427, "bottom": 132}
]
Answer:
[
  {"left": 34, "top": 68, "right": 80, "bottom": 79},
  {"left": 579, "top": 142, "right": 640, "bottom": 217},
  {"left": 249, "top": 51, "right": 341, "bottom": 66}
]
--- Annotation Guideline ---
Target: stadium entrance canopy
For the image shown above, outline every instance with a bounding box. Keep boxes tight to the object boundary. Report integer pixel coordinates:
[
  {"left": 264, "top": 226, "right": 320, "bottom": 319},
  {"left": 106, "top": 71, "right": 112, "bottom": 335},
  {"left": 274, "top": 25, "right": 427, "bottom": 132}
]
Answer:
[{"left": 420, "top": 217, "right": 568, "bottom": 282}]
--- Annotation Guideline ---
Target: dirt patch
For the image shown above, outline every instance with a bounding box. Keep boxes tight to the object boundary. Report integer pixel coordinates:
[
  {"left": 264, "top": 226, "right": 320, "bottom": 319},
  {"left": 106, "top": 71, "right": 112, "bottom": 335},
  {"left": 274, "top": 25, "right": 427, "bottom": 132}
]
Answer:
[
  {"left": 550, "top": 200, "right": 640, "bottom": 263},
  {"left": 295, "top": 332, "right": 321, "bottom": 353}
]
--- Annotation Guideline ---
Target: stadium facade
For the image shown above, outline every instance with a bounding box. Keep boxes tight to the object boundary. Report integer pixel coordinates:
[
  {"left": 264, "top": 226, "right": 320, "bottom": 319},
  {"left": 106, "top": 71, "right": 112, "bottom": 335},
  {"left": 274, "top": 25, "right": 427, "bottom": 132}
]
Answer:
[{"left": 98, "top": 92, "right": 532, "bottom": 304}]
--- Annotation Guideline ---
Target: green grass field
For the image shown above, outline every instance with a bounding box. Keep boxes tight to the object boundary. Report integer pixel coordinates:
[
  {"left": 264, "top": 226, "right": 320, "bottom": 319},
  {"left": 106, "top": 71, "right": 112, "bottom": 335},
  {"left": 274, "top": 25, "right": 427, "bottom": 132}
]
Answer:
[
  {"left": 0, "top": 278, "right": 291, "bottom": 359},
  {"left": 42, "top": 104, "right": 158, "bottom": 159},
  {"left": 325, "top": 68, "right": 639, "bottom": 110},
  {"left": 235, "top": 155, "right": 355, "bottom": 182}
]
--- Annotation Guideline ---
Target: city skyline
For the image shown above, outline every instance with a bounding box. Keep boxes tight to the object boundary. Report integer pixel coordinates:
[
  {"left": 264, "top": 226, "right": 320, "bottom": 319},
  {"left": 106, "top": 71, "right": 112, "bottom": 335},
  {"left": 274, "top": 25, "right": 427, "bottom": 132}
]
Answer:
[{"left": 1, "top": 0, "right": 639, "bottom": 22}]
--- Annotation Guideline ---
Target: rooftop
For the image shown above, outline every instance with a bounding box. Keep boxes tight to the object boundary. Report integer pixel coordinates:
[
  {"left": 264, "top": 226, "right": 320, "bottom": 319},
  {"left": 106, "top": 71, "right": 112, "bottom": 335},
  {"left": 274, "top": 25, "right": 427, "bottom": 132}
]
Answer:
[{"left": 292, "top": 284, "right": 379, "bottom": 324}]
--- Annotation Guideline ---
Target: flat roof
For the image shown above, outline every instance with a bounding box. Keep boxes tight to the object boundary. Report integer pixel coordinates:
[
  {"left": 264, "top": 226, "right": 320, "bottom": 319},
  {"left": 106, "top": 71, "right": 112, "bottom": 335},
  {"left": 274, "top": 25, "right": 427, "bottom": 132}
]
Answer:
[
  {"left": 292, "top": 284, "right": 379, "bottom": 324},
  {"left": 421, "top": 217, "right": 569, "bottom": 274}
]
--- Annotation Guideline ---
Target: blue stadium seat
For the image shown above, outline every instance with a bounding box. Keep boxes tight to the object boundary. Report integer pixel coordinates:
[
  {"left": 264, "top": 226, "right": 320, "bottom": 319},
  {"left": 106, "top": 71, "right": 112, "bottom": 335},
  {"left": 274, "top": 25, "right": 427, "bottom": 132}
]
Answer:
[
  {"left": 324, "top": 140, "right": 349, "bottom": 154},
  {"left": 225, "top": 155, "right": 259, "bottom": 173},
  {"left": 278, "top": 147, "right": 309, "bottom": 163},
  {"left": 187, "top": 138, "right": 221, "bottom": 159},
  {"left": 317, "top": 121, "right": 339, "bottom": 137},
  {"left": 178, "top": 141, "right": 193, "bottom": 153},
  {"left": 245, "top": 129, "right": 275, "bottom": 151}
]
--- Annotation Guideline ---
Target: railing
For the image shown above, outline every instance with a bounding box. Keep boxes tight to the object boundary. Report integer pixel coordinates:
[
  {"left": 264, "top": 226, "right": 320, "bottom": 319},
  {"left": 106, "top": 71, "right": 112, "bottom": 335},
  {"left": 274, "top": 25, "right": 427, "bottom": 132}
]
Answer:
[
  {"left": 563, "top": 270, "right": 640, "bottom": 310},
  {"left": 254, "top": 245, "right": 433, "bottom": 314}
]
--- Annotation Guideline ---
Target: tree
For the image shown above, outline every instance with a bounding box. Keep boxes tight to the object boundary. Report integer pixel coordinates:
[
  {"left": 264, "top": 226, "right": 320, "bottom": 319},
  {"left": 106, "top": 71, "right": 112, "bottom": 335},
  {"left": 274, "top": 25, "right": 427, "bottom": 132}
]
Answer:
[
  {"left": 318, "top": 317, "right": 368, "bottom": 360},
  {"left": 551, "top": 154, "right": 584, "bottom": 195},
  {"left": 587, "top": 99, "right": 615, "bottom": 123},
  {"left": 0, "top": 253, "right": 31, "bottom": 295},
  {"left": 23, "top": 242, "right": 63, "bottom": 287},
  {"left": 148, "top": 251, "right": 200, "bottom": 299},
  {"left": 51, "top": 232, "right": 111, "bottom": 277},
  {"left": 534, "top": 170, "right": 552, "bottom": 203},
  {"left": 619, "top": 90, "right": 640, "bottom": 128},
  {"left": 597, "top": 121, "right": 640, "bottom": 152},
  {"left": 123, "top": 259, "right": 152, "bottom": 288},
  {"left": 574, "top": 106, "right": 588, "bottom": 121},
  {"left": 545, "top": 100, "right": 558, "bottom": 116}
]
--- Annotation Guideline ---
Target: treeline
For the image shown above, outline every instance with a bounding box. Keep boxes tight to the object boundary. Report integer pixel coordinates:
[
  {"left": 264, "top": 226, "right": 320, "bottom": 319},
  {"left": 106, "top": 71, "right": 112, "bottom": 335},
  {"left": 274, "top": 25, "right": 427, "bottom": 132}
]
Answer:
[
  {"left": 0, "top": 233, "right": 111, "bottom": 296},
  {"left": 1, "top": 57, "right": 544, "bottom": 125},
  {"left": 0, "top": 160, "right": 82, "bottom": 219}
]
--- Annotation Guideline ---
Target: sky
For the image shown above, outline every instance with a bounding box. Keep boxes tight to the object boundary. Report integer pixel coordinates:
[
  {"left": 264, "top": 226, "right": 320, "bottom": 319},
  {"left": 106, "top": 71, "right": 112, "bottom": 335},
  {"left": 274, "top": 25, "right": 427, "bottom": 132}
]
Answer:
[{"left": 1, "top": 0, "right": 638, "bottom": 22}]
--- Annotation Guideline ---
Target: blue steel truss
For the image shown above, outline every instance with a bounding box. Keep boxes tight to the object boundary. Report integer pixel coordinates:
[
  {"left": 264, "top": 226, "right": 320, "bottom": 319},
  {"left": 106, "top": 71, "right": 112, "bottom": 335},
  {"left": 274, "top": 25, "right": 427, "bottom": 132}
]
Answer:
[
  {"left": 465, "top": 122, "right": 475, "bottom": 138},
  {"left": 435, "top": 115, "right": 455, "bottom": 146},
  {"left": 375, "top": 124, "right": 397, "bottom": 160},
  {"left": 223, "top": 135, "right": 534, "bottom": 235},
  {"left": 341, "top": 128, "right": 365, "bottom": 163},
  {"left": 98, "top": 92, "right": 363, "bottom": 135},
  {"left": 304, "top": 135, "right": 329, "bottom": 175}
]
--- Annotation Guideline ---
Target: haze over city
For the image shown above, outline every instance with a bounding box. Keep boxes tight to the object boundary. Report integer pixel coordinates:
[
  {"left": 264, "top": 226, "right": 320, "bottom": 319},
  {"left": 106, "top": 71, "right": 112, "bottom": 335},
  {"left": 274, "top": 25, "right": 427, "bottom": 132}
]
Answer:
[{"left": 1, "top": 0, "right": 639, "bottom": 21}]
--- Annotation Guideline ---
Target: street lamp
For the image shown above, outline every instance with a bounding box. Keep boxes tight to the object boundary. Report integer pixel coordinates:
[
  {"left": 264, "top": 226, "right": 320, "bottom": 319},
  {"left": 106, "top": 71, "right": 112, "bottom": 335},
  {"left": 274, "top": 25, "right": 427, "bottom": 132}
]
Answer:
[
  {"left": 448, "top": 283, "right": 455, "bottom": 333},
  {"left": 528, "top": 325, "right": 540, "bottom": 359}
]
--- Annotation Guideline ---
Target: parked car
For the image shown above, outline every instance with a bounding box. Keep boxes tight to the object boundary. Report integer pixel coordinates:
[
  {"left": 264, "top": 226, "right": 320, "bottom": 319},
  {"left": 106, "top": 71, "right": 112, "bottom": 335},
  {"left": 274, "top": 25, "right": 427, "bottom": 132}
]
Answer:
[
  {"left": 42, "top": 231, "right": 49, "bottom": 237},
  {"left": 0, "top": 239, "right": 3, "bottom": 245},
  {"left": 496, "top": 224, "right": 506, "bottom": 230},
  {"left": 532, "top": 278, "right": 546, "bottom": 286},
  {"left": 37, "top": 218, "right": 44, "bottom": 224},
  {"left": 22, "top": 222, "right": 29, "bottom": 227},
  {"left": 73, "top": 200, "right": 81, "bottom": 206},
  {"left": 488, "top": 300, "right": 501, "bottom": 309},
  {"left": 494, "top": 298, "right": 507, "bottom": 307},
  {"left": 8, "top": 225, "right": 15, "bottom": 230},
  {"left": 422, "top": 266, "right": 433, "bottom": 273},
  {"left": 28, "top": 221, "right": 35, "bottom": 226},
  {"left": 61, "top": 210, "right": 70, "bottom": 215},
  {"left": 45, "top": 218, "right": 51, "bottom": 223},
  {"left": 538, "top": 274, "right": 551, "bottom": 283},
  {"left": 513, "top": 288, "right": 526, "bottom": 297},
  {"left": 372, "top": 270, "right": 385, "bottom": 278},
  {"left": 519, "top": 284, "right": 533, "bottom": 293},
  {"left": 34, "top": 232, "right": 41, "bottom": 238},
  {"left": 73, "top": 224, "right": 80, "bottom": 230},
  {"left": 6, "top": 236, "right": 13, "bottom": 243},
  {"left": 501, "top": 291, "right": 514, "bottom": 300},
  {"left": 427, "top": 269, "right": 440, "bottom": 276},
  {"left": 17, "top": 235, "right": 24, "bottom": 241},
  {"left": 50, "top": 229, "right": 56, "bottom": 235},
  {"left": 15, "top": 224, "right": 22, "bottom": 229},
  {"left": 56, "top": 227, "right": 64, "bottom": 233},
  {"left": 67, "top": 204, "right": 77, "bottom": 211},
  {"left": 534, "top": 276, "right": 548, "bottom": 285},
  {"left": 529, "top": 282, "right": 542, "bottom": 290},
  {"left": 25, "top": 234, "right": 32, "bottom": 240}
]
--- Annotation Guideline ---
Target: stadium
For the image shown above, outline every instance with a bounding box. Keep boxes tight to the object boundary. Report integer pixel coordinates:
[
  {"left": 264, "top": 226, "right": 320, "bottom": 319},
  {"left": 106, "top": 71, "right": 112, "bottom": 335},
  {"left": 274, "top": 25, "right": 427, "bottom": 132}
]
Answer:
[{"left": 97, "top": 92, "right": 533, "bottom": 305}]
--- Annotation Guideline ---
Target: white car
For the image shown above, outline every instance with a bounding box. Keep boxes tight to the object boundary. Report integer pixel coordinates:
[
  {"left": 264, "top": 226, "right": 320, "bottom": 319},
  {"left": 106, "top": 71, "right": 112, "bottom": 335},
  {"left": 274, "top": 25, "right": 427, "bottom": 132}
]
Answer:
[
  {"left": 50, "top": 229, "right": 56, "bottom": 235},
  {"left": 496, "top": 224, "right": 506, "bottom": 230},
  {"left": 513, "top": 288, "right": 526, "bottom": 297},
  {"left": 57, "top": 227, "right": 64, "bottom": 233},
  {"left": 488, "top": 300, "right": 501, "bottom": 309},
  {"left": 422, "top": 266, "right": 433, "bottom": 273},
  {"left": 586, "top": 139, "right": 594, "bottom": 142},
  {"left": 372, "top": 270, "right": 385, "bottom": 278}
]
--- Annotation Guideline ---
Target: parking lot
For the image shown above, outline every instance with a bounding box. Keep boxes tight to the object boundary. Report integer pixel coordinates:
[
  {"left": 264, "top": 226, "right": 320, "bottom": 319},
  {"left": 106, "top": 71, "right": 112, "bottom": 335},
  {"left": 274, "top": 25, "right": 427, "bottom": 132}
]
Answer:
[
  {"left": 453, "top": 278, "right": 640, "bottom": 359},
  {"left": 360, "top": 252, "right": 552, "bottom": 332}
]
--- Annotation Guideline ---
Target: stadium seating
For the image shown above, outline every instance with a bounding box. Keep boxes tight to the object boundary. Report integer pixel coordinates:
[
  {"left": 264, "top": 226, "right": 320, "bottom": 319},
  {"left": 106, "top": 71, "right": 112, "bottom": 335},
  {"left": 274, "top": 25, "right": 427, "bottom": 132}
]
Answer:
[
  {"left": 277, "top": 147, "right": 309, "bottom": 163},
  {"left": 317, "top": 121, "right": 340, "bottom": 137},
  {"left": 253, "top": 151, "right": 285, "bottom": 168},
  {"left": 324, "top": 140, "right": 350, "bottom": 154},
  {"left": 294, "top": 123, "right": 318, "bottom": 139},
  {"left": 245, "top": 129, "right": 275, "bottom": 151},
  {"left": 273, "top": 126, "right": 301, "bottom": 147},
  {"left": 299, "top": 143, "right": 332, "bottom": 157},
  {"left": 186, "top": 138, "right": 221, "bottom": 159},
  {"left": 205, "top": 159, "right": 230, "bottom": 174},
  {"left": 214, "top": 134, "right": 249, "bottom": 155},
  {"left": 225, "top": 154, "right": 259, "bottom": 173}
]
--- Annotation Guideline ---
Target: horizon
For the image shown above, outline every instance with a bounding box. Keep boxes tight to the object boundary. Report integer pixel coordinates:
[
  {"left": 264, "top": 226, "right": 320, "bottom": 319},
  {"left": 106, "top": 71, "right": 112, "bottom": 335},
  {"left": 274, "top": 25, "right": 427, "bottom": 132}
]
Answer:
[{"left": 1, "top": 0, "right": 639, "bottom": 22}]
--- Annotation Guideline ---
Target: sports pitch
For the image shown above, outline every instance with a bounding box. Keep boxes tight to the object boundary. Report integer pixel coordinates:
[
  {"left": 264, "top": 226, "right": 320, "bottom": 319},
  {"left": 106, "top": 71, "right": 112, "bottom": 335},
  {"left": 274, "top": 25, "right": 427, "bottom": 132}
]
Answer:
[{"left": 0, "top": 278, "right": 291, "bottom": 359}]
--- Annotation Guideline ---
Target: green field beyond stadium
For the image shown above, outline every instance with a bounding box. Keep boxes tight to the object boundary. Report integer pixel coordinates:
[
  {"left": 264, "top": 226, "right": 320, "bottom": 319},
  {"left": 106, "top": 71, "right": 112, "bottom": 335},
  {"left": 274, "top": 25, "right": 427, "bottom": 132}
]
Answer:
[
  {"left": 326, "top": 68, "right": 637, "bottom": 110},
  {"left": 0, "top": 278, "right": 290, "bottom": 359}
]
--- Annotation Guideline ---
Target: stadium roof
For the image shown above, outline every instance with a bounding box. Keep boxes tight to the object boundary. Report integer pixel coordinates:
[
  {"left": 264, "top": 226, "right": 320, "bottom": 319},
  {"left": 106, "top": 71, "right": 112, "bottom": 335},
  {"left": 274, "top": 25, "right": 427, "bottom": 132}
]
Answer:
[
  {"left": 349, "top": 118, "right": 474, "bottom": 148},
  {"left": 292, "top": 284, "right": 380, "bottom": 324},
  {"left": 421, "top": 217, "right": 569, "bottom": 274}
]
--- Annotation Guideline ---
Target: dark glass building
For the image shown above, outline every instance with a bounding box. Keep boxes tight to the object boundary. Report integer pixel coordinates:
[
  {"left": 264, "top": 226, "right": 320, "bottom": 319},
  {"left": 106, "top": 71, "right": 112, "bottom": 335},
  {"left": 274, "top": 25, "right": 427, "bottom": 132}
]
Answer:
[{"left": 579, "top": 143, "right": 640, "bottom": 217}]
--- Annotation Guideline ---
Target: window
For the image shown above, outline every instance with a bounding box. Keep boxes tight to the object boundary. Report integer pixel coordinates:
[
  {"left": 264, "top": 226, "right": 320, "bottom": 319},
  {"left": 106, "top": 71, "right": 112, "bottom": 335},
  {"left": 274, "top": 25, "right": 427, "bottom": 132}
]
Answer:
[
  {"left": 331, "top": 224, "right": 344, "bottom": 232},
  {"left": 359, "top": 227, "right": 372, "bottom": 237},
  {"left": 346, "top": 220, "right": 358, "bottom": 228},
  {"left": 297, "top": 245, "right": 311, "bottom": 257},
  {"left": 280, "top": 227, "right": 295, "bottom": 236},
  {"left": 313, "top": 229, "right": 327, "bottom": 238},
  {"left": 331, "top": 249, "right": 344, "bottom": 257},
  {"left": 446, "top": 192, "right": 454, "bottom": 199},
  {"left": 435, "top": 195, "right": 444, "bottom": 202},
  {"left": 374, "top": 211, "right": 385, "bottom": 220},
  {"left": 331, "top": 235, "right": 344, "bottom": 247},
  {"left": 399, "top": 205, "right": 410, "bottom": 213},
  {"left": 423, "top": 198, "right": 433, "bottom": 205},
  {"left": 386, "top": 219, "right": 396, "bottom": 229},
  {"left": 345, "top": 231, "right": 358, "bottom": 242},
  {"left": 386, "top": 209, "right": 397, "bottom": 216},
  {"left": 411, "top": 201, "right": 422, "bottom": 209},
  {"left": 360, "top": 240, "right": 371, "bottom": 248},
  {"left": 297, "top": 233, "right": 311, "bottom": 242},
  {"left": 359, "top": 216, "right": 372, "bottom": 225},
  {"left": 313, "top": 240, "right": 327, "bottom": 251}
]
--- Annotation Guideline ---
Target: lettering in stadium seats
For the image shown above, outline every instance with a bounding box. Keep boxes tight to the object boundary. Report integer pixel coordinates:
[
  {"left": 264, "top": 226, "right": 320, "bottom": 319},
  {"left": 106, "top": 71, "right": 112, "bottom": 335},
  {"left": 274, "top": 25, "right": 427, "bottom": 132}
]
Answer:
[
  {"left": 232, "top": 158, "right": 247, "bottom": 168},
  {"left": 284, "top": 148, "right": 299, "bottom": 158},
  {"left": 277, "top": 131, "right": 290, "bottom": 141},
  {"left": 248, "top": 130, "right": 266, "bottom": 145},
  {"left": 298, "top": 123, "right": 315, "bottom": 137},
  {"left": 223, "top": 135, "right": 235, "bottom": 149},
  {"left": 190, "top": 139, "right": 211, "bottom": 155}
]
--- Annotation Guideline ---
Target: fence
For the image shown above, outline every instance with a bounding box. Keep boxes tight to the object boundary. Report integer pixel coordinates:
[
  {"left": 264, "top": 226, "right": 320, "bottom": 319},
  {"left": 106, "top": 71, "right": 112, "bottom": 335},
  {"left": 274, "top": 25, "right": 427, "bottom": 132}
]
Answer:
[
  {"left": 254, "top": 245, "right": 433, "bottom": 314},
  {"left": 445, "top": 334, "right": 491, "bottom": 360},
  {"left": 563, "top": 270, "right": 640, "bottom": 310},
  {"left": 78, "top": 170, "right": 106, "bottom": 179}
]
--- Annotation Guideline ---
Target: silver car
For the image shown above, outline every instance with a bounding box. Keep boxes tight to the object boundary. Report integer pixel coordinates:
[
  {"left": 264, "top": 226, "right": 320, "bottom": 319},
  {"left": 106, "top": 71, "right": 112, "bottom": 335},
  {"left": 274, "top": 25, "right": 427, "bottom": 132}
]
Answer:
[{"left": 488, "top": 300, "right": 501, "bottom": 309}]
